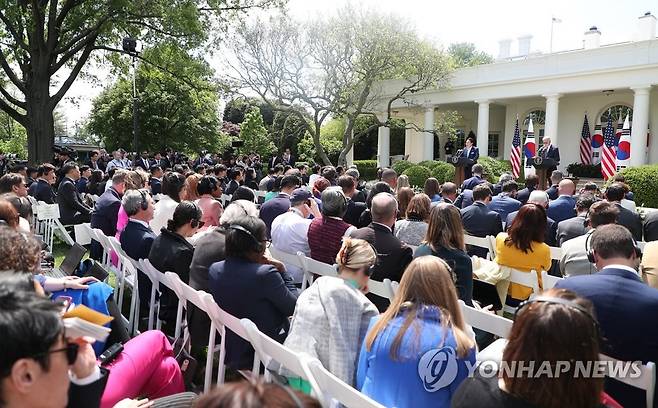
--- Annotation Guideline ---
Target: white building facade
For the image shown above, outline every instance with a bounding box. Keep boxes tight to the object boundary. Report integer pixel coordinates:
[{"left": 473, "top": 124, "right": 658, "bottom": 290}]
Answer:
[{"left": 373, "top": 13, "right": 658, "bottom": 172}]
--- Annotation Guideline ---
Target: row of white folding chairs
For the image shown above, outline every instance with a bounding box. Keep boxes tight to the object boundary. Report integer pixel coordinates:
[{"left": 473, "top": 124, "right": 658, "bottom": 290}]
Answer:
[
  {"left": 31, "top": 201, "right": 75, "bottom": 249},
  {"left": 463, "top": 233, "right": 564, "bottom": 262},
  {"left": 268, "top": 247, "right": 398, "bottom": 301},
  {"left": 461, "top": 300, "right": 656, "bottom": 407}
]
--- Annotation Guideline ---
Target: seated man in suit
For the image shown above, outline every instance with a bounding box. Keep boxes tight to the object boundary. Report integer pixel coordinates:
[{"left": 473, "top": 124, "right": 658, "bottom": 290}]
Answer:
[
  {"left": 134, "top": 151, "right": 152, "bottom": 171},
  {"left": 643, "top": 210, "right": 658, "bottom": 243},
  {"left": 120, "top": 189, "right": 157, "bottom": 319},
  {"left": 538, "top": 136, "right": 560, "bottom": 175},
  {"left": 149, "top": 165, "right": 163, "bottom": 196},
  {"left": 555, "top": 224, "right": 658, "bottom": 408},
  {"left": 604, "top": 182, "right": 643, "bottom": 241},
  {"left": 487, "top": 180, "right": 521, "bottom": 222},
  {"left": 350, "top": 192, "right": 413, "bottom": 311},
  {"left": 556, "top": 194, "right": 597, "bottom": 246},
  {"left": 460, "top": 163, "right": 486, "bottom": 191},
  {"left": 338, "top": 175, "right": 367, "bottom": 227},
  {"left": 75, "top": 165, "right": 91, "bottom": 194},
  {"left": 460, "top": 184, "right": 503, "bottom": 258},
  {"left": 459, "top": 136, "right": 479, "bottom": 179},
  {"left": 0, "top": 173, "right": 28, "bottom": 197},
  {"left": 435, "top": 182, "right": 458, "bottom": 205},
  {"left": 506, "top": 190, "right": 557, "bottom": 246},
  {"left": 545, "top": 170, "right": 563, "bottom": 200},
  {"left": 515, "top": 174, "right": 538, "bottom": 205},
  {"left": 547, "top": 179, "right": 577, "bottom": 225},
  {"left": 57, "top": 162, "right": 92, "bottom": 224},
  {"left": 259, "top": 174, "right": 301, "bottom": 238},
  {"left": 559, "top": 200, "right": 618, "bottom": 277},
  {"left": 89, "top": 171, "right": 127, "bottom": 260},
  {"left": 28, "top": 163, "right": 57, "bottom": 204},
  {"left": 492, "top": 173, "right": 513, "bottom": 196}
]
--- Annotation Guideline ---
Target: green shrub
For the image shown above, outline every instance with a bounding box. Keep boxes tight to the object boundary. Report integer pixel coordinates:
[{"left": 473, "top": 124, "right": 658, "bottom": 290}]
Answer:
[
  {"left": 402, "top": 165, "right": 432, "bottom": 188},
  {"left": 566, "top": 163, "right": 602, "bottom": 178},
  {"left": 392, "top": 160, "right": 414, "bottom": 175},
  {"left": 478, "top": 157, "right": 513, "bottom": 183},
  {"left": 418, "top": 160, "right": 440, "bottom": 169},
  {"left": 353, "top": 160, "right": 378, "bottom": 181},
  {"left": 619, "top": 165, "right": 658, "bottom": 208},
  {"left": 431, "top": 162, "right": 456, "bottom": 184}
]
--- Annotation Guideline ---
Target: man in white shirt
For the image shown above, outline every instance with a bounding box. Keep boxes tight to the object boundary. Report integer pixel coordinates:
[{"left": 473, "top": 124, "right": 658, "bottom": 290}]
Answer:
[{"left": 106, "top": 150, "right": 128, "bottom": 172}]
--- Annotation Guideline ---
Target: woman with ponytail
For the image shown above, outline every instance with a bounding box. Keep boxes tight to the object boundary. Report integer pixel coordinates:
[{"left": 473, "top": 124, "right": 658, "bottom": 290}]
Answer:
[{"left": 356, "top": 256, "right": 476, "bottom": 408}]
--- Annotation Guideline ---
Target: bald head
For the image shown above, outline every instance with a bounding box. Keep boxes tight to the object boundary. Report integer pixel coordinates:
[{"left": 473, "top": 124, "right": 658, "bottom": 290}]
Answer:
[
  {"left": 558, "top": 179, "right": 575, "bottom": 196},
  {"left": 371, "top": 192, "right": 397, "bottom": 227}
]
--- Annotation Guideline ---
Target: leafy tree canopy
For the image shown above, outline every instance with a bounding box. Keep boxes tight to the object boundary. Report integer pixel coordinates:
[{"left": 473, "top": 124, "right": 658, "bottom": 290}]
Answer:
[{"left": 447, "top": 42, "right": 494, "bottom": 68}]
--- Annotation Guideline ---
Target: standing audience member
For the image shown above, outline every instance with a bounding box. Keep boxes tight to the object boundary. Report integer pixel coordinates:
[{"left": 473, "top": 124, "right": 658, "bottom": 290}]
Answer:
[
  {"left": 415, "top": 203, "right": 473, "bottom": 305},
  {"left": 556, "top": 225, "right": 658, "bottom": 408},
  {"left": 351, "top": 192, "right": 413, "bottom": 312},
  {"left": 394, "top": 193, "right": 431, "bottom": 246},
  {"left": 150, "top": 171, "right": 187, "bottom": 236},
  {"left": 559, "top": 200, "right": 619, "bottom": 277},
  {"left": 460, "top": 184, "right": 503, "bottom": 259},
  {"left": 338, "top": 175, "right": 367, "bottom": 227},
  {"left": 461, "top": 163, "right": 486, "bottom": 191},
  {"left": 396, "top": 174, "right": 410, "bottom": 192},
  {"left": 28, "top": 163, "right": 57, "bottom": 204},
  {"left": 259, "top": 174, "right": 301, "bottom": 238},
  {"left": 546, "top": 179, "right": 576, "bottom": 224},
  {"left": 357, "top": 256, "right": 476, "bottom": 408},
  {"left": 487, "top": 180, "right": 521, "bottom": 222},
  {"left": 515, "top": 174, "right": 538, "bottom": 205},
  {"left": 308, "top": 188, "right": 355, "bottom": 264},
  {"left": 90, "top": 171, "right": 127, "bottom": 260},
  {"left": 556, "top": 194, "right": 597, "bottom": 246},
  {"left": 283, "top": 239, "right": 378, "bottom": 388},
  {"left": 506, "top": 190, "right": 557, "bottom": 246},
  {"left": 396, "top": 187, "right": 414, "bottom": 219},
  {"left": 604, "top": 182, "right": 642, "bottom": 241},
  {"left": 545, "top": 170, "right": 563, "bottom": 200},
  {"left": 453, "top": 289, "right": 610, "bottom": 408},
  {"left": 380, "top": 168, "right": 397, "bottom": 191},
  {"left": 57, "top": 162, "right": 92, "bottom": 224},
  {"left": 495, "top": 204, "right": 551, "bottom": 301},
  {"left": 424, "top": 178, "right": 441, "bottom": 202},
  {"left": 209, "top": 216, "right": 299, "bottom": 370}
]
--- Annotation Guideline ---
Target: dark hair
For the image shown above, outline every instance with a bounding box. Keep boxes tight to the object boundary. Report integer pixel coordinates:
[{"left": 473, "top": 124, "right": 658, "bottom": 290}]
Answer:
[
  {"left": 150, "top": 165, "right": 162, "bottom": 174},
  {"left": 274, "top": 164, "right": 284, "bottom": 174},
  {"left": 166, "top": 201, "right": 202, "bottom": 232},
  {"left": 575, "top": 194, "right": 597, "bottom": 212},
  {"left": 591, "top": 224, "right": 636, "bottom": 259},
  {"left": 225, "top": 216, "right": 266, "bottom": 259},
  {"left": 61, "top": 162, "right": 78, "bottom": 176},
  {"left": 524, "top": 174, "right": 539, "bottom": 188},
  {"left": 90, "top": 150, "right": 99, "bottom": 158},
  {"left": 37, "top": 163, "right": 56, "bottom": 178},
  {"left": 502, "top": 180, "right": 518, "bottom": 193},
  {"left": 312, "top": 164, "right": 321, "bottom": 174},
  {"left": 1, "top": 193, "right": 32, "bottom": 220},
  {"left": 0, "top": 201, "right": 19, "bottom": 228},
  {"left": 231, "top": 186, "right": 256, "bottom": 203},
  {"left": 79, "top": 165, "right": 90, "bottom": 173},
  {"left": 89, "top": 170, "right": 104, "bottom": 184},
  {"left": 197, "top": 176, "right": 219, "bottom": 196},
  {"left": 472, "top": 184, "right": 492, "bottom": 201},
  {"left": 337, "top": 175, "right": 355, "bottom": 192},
  {"left": 321, "top": 166, "right": 337, "bottom": 182},
  {"left": 162, "top": 171, "right": 187, "bottom": 202},
  {"left": 505, "top": 204, "right": 547, "bottom": 253},
  {"left": 502, "top": 288, "right": 602, "bottom": 408},
  {"left": 466, "top": 136, "right": 475, "bottom": 144},
  {"left": 229, "top": 167, "right": 244, "bottom": 181},
  {"left": 0, "top": 174, "right": 24, "bottom": 194},
  {"left": 424, "top": 178, "right": 440, "bottom": 198},
  {"left": 604, "top": 182, "right": 626, "bottom": 202},
  {"left": 588, "top": 200, "right": 619, "bottom": 228},
  {"left": 193, "top": 379, "right": 321, "bottom": 408},
  {"left": 280, "top": 175, "right": 301, "bottom": 190},
  {"left": 366, "top": 181, "right": 393, "bottom": 208}
]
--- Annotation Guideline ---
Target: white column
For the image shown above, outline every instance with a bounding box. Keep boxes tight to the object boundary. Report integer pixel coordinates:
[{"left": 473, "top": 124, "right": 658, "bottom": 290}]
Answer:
[
  {"left": 476, "top": 100, "right": 490, "bottom": 157},
  {"left": 630, "top": 86, "right": 651, "bottom": 167},
  {"left": 377, "top": 123, "right": 391, "bottom": 168},
  {"left": 543, "top": 93, "right": 561, "bottom": 146},
  {"left": 346, "top": 129, "right": 354, "bottom": 167},
  {"left": 423, "top": 106, "right": 435, "bottom": 161}
]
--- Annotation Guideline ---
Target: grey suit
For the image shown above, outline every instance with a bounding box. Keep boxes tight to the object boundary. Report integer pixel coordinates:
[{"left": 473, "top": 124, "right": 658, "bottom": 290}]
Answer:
[
  {"left": 556, "top": 214, "right": 588, "bottom": 246},
  {"left": 559, "top": 231, "right": 596, "bottom": 277}
]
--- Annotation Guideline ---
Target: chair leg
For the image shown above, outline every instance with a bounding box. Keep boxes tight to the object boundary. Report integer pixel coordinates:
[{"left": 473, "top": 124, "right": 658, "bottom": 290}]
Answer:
[
  {"left": 218, "top": 330, "right": 227, "bottom": 385},
  {"left": 205, "top": 323, "right": 216, "bottom": 392},
  {"left": 148, "top": 288, "right": 157, "bottom": 331}
]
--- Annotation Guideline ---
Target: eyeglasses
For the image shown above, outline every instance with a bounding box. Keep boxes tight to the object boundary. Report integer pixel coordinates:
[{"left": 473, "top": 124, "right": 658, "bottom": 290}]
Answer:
[{"left": 34, "top": 342, "right": 79, "bottom": 365}]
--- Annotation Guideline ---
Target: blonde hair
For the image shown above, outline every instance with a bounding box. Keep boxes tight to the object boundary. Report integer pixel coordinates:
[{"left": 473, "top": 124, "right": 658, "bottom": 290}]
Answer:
[
  {"left": 124, "top": 170, "right": 147, "bottom": 190},
  {"left": 365, "top": 256, "right": 474, "bottom": 359},
  {"left": 336, "top": 238, "right": 376, "bottom": 271},
  {"left": 396, "top": 175, "right": 410, "bottom": 191}
]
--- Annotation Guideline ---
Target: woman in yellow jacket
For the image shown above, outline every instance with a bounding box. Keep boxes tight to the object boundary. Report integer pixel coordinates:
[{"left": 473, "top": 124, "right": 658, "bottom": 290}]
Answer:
[{"left": 494, "top": 203, "right": 551, "bottom": 300}]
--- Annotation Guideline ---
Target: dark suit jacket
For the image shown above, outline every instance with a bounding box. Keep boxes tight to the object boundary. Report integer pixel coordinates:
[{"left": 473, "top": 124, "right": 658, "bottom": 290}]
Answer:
[
  {"left": 460, "top": 202, "right": 503, "bottom": 258},
  {"left": 209, "top": 256, "right": 298, "bottom": 369},
  {"left": 515, "top": 187, "right": 535, "bottom": 205},
  {"left": 547, "top": 195, "right": 576, "bottom": 225},
  {"left": 29, "top": 179, "right": 57, "bottom": 204},
  {"left": 556, "top": 215, "right": 588, "bottom": 246},
  {"left": 643, "top": 210, "right": 658, "bottom": 242},
  {"left": 225, "top": 179, "right": 240, "bottom": 196},
  {"left": 540, "top": 144, "right": 560, "bottom": 163},
  {"left": 454, "top": 190, "right": 474, "bottom": 209},
  {"left": 134, "top": 157, "right": 151, "bottom": 171},
  {"left": 57, "top": 177, "right": 92, "bottom": 224},
  {"left": 488, "top": 194, "right": 521, "bottom": 222},
  {"left": 259, "top": 193, "right": 291, "bottom": 238},
  {"left": 459, "top": 146, "right": 479, "bottom": 161},
  {"left": 150, "top": 177, "right": 162, "bottom": 196},
  {"left": 506, "top": 210, "right": 557, "bottom": 246},
  {"left": 120, "top": 220, "right": 156, "bottom": 310},
  {"left": 352, "top": 189, "right": 367, "bottom": 203},
  {"left": 615, "top": 203, "right": 643, "bottom": 241},
  {"left": 555, "top": 268, "right": 658, "bottom": 408},
  {"left": 90, "top": 187, "right": 122, "bottom": 237},
  {"left": 343, "top": 199, "right": 367, "bottom": 227},
  {"left": 546, "top": 184, "right": 559, "bottom": 200},
  {"left": 461, "top": 175, "right": 486, "bottom": 191},
  {"left": 68, "top": 367, "right": 109, "bottom": 408},
  {"left": 76, "top": 177, "right": 88, "bottom": 194},
  {"left": 350, "top": 223, "right": 413, "bottom": 311}
]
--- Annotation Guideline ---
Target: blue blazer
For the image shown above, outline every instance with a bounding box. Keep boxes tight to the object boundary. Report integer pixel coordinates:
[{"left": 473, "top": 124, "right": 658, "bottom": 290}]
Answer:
[
  {"left": 555, "top": 268, "right": 658, "bottom": 408},
  {"left": 547, "top": 195, "right": 576, "bottom": 225},
  {"left": 90, "top": 187, "right": 121, "bottom": 237},
  {"left": 460, "top": 146, "right": 479, "bottom": 161},
  {"left": 487, "top": 194, "right": 521, "bottom": 222},
  {"left": 209, "top": 257, "right": 299, "bottom": 369},
  {"left": 121, "top": 220, "right": 156, "bottom": 310},
  {"left": 150, "top": 178, "right": 162, "bottom": 196},
  {"left": 454, "top": 190, "right": 474, "bottom": 209},
  {"left": 461, "top": 175, "right": 486, "bottom": 191},
  {"left": 29, "top": 179, "right": 57, "bottom": 204},
  {"left": 460, "top": 202, "right": 503, "bottom": 258},
  {"left": 259, "top": 193, "right": 292, "bottom": 238}
]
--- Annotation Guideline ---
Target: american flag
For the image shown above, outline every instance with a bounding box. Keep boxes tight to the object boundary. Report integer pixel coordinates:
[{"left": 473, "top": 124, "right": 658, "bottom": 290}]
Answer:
[
  {"left": 601, "top": 115, "right": 617, "bottom": 180},
  {"left": 580, "top": 114, "right": 592, "bottom": 165},
  {"left": 510, "top": 115, "right": 521, "bottom": 178}
]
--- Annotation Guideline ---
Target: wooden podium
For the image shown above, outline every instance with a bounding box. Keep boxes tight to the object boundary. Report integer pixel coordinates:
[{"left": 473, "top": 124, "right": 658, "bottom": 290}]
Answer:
[
  {"left": 532, "top": 156, "right": 557, "bottom": 190},
  {"left": 450, "top": 156, "right": 474, "bottom": 187}
]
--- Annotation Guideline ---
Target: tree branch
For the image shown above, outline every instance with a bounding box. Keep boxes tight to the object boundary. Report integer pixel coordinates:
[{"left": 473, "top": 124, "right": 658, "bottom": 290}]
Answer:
[
  {"left": 0, "top": 96, "right": 26, "bottom": 125},
  {"left": 0, "top": 10, "right": 29, "bottom": 50},
  {"left": 0, "top": 85, "right": 26, "bottom": 109},
  {"left": 0, "top": 51, "right": 26, "bottom": 92},
  {"left": 50, "top": 36, "right": 97, "bottom": 107}
]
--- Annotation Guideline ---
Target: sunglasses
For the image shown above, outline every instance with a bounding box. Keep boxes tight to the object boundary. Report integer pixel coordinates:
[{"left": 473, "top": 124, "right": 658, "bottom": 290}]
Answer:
[{"left": 35, "top": 342, "right": 79, "bottom": 365}]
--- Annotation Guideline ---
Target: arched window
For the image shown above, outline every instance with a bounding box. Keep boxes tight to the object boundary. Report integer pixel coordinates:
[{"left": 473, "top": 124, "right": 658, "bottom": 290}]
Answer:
[
  {"left": 522, "top": 109, "right": 546, "bottom": 143},
  {"left": 600, "top": 105, "right": 633, "bottom": 125}
]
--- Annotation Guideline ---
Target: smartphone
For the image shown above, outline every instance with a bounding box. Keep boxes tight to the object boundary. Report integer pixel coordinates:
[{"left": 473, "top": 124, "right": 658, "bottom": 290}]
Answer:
[
  {"left": 99, "top": 343, "right": 124, "bottom": 366},
  {"left": 55, "top": 295, "right": 74, "bottom": 312}
]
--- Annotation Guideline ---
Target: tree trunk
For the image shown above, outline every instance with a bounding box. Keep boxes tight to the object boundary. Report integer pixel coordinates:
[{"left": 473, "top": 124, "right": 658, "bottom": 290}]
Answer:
[
  {"left": 311, "top": 123, "right": 332, "bottom": 166},
  {"left": 25, "top": 79, "right": 55, "bottom": 165}
]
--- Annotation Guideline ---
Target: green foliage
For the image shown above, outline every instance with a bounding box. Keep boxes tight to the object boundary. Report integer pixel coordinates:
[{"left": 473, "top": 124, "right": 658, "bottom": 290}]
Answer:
[
  {"left": 297, "top": 134, "right": 317, "bottom": 164},
  {"left": 619, "top": 166, "right": 658, "bottom": 208},
  {"left": 353, "top": 160, "right": 378, "bottom": 181},
  {"left": 240, "top": 107, "right": 276, "bottom": 157},
  {"left": 434, "top": 110, "right": 462, "bottom": 142},
  {"left": 403, "top": 165, "right": 432, "bottom": 188},
  {"left": 392, "top": 160, "right": 415, "bottom": 175},
  {"left": 566, "top": 163, "right": 603, "bottom": 178},
  {"left": 430, "top": 162, "right": 456, "bottom": 184},
  {"left": 478, "top": 157, "right": 512, "bottom": 183},
  {"left": 447, "top": 42, "right": 494, "bottom": 67},
  {"left": 0, "top": 112, "right": 27, "bottom": 158}
]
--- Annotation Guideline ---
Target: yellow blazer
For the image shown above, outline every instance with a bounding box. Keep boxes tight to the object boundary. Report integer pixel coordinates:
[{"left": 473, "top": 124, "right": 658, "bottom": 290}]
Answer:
[{"left": 494, "top": 233, "right": 551, "bottom": 300}]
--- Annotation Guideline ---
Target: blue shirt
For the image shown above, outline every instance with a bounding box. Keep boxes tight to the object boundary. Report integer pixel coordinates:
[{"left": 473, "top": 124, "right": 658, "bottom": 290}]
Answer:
[{"left": 357, "top": 305, "right": 476, "bottom": 408}]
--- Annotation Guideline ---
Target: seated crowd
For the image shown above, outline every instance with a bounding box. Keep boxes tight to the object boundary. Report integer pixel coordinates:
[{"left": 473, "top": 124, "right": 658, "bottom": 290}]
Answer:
[{"left": 0, "top": 147, "right": 656, "bottom": 408}]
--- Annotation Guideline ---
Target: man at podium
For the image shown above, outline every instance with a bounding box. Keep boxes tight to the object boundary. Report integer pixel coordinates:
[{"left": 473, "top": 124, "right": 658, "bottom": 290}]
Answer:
[
  {"left": 459, "top": 137, "right": 479, "bottom": 179},
  {"left": 538, "top": 137, "right": 560, "bottom": 174}
]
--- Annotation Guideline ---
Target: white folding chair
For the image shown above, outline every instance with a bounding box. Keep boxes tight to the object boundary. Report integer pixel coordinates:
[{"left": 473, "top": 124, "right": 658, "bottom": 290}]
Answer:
[
  {"left": 541, "top": 270, "right": 563, "bottom": 291},
  {"left": 600, "top": 354, "right": 656, "bottom": 408},
  {"left": 487, "top": 235, "right": 498, "bottom": 259},
  {"left": 549, "top": 246, "right": 562, "bottom": 261},
  {"left": 269, "top": 247, "right": 312, "bottom": 290},
  {"left": 306, "top": 359, "right": 386, "bottom": 408},
  {"left": 385, "top": 279, "right": 399, "bottom": 296},
  {"left": 300, "top": 255, "right": 339, "bottom": 283},
  {"left": 74, "top": 223, "right": 93, "bottom": 246},
  {"left": 92, "top": 228, "right": 112, "bottom": 270},
  {"left": 464, "top": 234, "right": 494, "bottom": 260},
  {"left": 138, "top": 259, "right": 163, "bottom": 331},
  {"left": 459, "top": 300, "right": 513, "bottom": 339},
  {"left": 161, "top": 272, "right": 186, "bottom": 340},
  {"left": 502, "top": 268, "right": 541, "bottom": 315},
  {"left": 367, "top": 279, "right": 395, "bottom": 301},
  {"left": 220, "top": 194, "right": 232, "bottom": 207},
  {"left": 108, "top": 237, "right": 139, "bottom": 335},
  {"left": 241, "top": 319, "right": 321, "bottom": 393}
]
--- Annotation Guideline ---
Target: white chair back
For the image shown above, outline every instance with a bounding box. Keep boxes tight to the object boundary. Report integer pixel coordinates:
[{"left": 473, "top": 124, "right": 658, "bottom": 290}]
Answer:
[
  {"left": 600, "top": 354, "right": 656, "bottom": 408},
  {"left": 459, "top": 300, "right": 513, "bottom": 339},
  {"left": 487, "top": 235, "right": 498, "bottom": 259},
  {"left": 74, "top": 223, "right": 93, "bottom": 246},
  {"left": 108, "top": 237, "right": 139, "bottom": 335},
  {"left": 464, "top": 234, "right": 494, "bottom": 260},
  {"left": 301, "top": 256, "right": 338, "bottom": 280},
  {"left": 549, "top": 246, "right": 562, "bottom": 261},
  {"left": 269, "top": 247, "right": 311, "bottom": 289},
  {"left": 368, "top": 279, "right": 395, "bottom": 301},
  {"left": 306, "top": 359, "right": 386, "bottom": 408},
  {"left": 385, "top": 279, "right": 399, "bottom": 296},
  {"left": 161, "top": 272, "right": 186, "bottom": 340},
  {"left": 138, "top": 259, "right": 163, "bottom": 331},
  {"left": 509, "top": 268, "right": 541, "bottom": 296},
  {"left": 540, "top": 270, "right": 563, "bottom": 291}
]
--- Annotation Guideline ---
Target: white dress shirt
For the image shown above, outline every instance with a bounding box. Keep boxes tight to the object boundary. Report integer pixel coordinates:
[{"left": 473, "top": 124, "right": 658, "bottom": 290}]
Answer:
[{"left": 271, "top": 209, "right": 312, "bottom": 283}]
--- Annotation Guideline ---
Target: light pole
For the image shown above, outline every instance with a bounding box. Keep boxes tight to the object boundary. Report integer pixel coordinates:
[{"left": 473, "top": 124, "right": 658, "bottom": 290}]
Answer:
[
  {"left": 550, "top": 17, "right": 562, "bottom": 53},
  {"left": 122, "top": 37, "right": 142, "bottom": 154}
]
